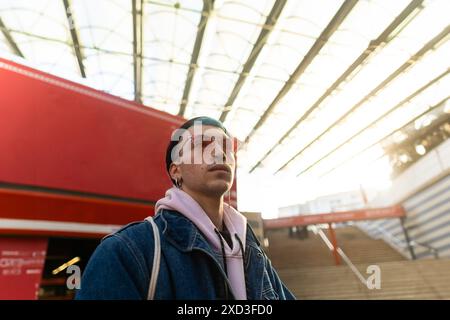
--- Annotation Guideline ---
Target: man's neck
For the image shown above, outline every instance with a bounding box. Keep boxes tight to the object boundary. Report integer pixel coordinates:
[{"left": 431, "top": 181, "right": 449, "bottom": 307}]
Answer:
[{"left": 182, "top": 188, "right": 224, "bottom": 230}]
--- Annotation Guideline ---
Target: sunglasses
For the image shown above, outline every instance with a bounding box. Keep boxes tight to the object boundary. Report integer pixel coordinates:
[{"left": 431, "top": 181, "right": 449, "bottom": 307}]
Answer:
[{"left": 173, "top": 133, "right": 235, "bottom": 164}]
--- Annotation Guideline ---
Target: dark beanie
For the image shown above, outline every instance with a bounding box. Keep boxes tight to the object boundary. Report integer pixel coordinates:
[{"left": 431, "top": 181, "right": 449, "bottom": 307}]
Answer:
[{"left": 165, "top": 116, "right": 229, "bottom": 184}]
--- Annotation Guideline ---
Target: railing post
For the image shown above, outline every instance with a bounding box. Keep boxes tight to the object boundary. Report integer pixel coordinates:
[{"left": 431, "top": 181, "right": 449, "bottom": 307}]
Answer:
[
  {"left": 328, "top": 223, "right": 341, "bottom": 265},
  {"left": 400, "top": 217, "right": 416, "bottom": 260}
]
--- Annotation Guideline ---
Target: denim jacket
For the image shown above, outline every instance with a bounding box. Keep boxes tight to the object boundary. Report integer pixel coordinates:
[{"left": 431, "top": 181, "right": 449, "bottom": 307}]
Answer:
[{"left": 76, "top": 209, "right": 295, "bottom": 300}]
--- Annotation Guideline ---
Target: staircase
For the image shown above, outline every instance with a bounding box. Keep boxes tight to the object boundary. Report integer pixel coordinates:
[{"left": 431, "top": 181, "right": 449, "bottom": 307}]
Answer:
[{"left": 265, "top": 226, "right": 450, "bottom": 299}]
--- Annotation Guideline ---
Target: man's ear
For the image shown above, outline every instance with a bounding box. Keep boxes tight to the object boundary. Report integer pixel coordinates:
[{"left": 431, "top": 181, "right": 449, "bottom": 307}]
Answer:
[{"left": 169, "top": 163, "right": 181, "bottom": 181}]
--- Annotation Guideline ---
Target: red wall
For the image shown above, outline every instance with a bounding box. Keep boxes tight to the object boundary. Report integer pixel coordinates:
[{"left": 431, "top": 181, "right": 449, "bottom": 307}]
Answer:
[
  {"left": 0, "top": 58, "right": 184, "bottom": 201},
  {"left": 0, "top": 237, "right": 47, "bottom": 299},
  {"left": 0, "top": 58, "right": 238, "bottom": 237}
]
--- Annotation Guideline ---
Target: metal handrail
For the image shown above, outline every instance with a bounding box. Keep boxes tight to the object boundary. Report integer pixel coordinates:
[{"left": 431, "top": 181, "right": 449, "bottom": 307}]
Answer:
[
  {"left": 410, "top": 240, "right": 439, "bottom": 259},
  {"left": 311, "top": 225, "right": 368, "bottom": 288},
  {"left": 365, "top": 224, "right": 439, "bottom": 259},
  {"left": 309, "top": 223, "right": 441, "bottom": 290}
]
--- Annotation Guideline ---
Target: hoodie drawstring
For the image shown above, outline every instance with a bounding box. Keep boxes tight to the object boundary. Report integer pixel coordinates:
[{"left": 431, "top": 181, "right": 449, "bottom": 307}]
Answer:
[
  {"left": 235, "top": 233, "right": 245, "bottom": 261},
  {"left": 214, "top": 229, "right": 248, "bottom": 299},
  {"left": 235, "top": 233, "right": 247, "bottom": 294},
  {"left": 214, "top": 228, "right": 228, "bottom": 276}
]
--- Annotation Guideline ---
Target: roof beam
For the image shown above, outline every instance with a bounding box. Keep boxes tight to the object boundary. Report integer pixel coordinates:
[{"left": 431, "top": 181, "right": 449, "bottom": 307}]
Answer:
[
  {"left": 132, "top": 0, "right": 144, "bottom": 103},
  {"left": 277, "top": 24, "right": 450, "bottom": 174},
  {"left": 62, "top": 0, "right": 86, "bottom": 78},
  {"left": 178, "top": 0, "right": 214, "bottom": 117},
  {"left": 218, "top": 0, "right": 288, "bottom": 122},
  {"left": 296, "top": 68, "right": 449, "bottom": 178},
  {"left": 241, "top": 0, "right": 358, "bottom": 145},
  {"left": 383, "top": 100, "right": 450, "bottom": 155},
  {"left": 0, "top": 17, "right": 24, "bottom": 57},
  {"left": 250, "top": 0, "right": 425, "bottom": 173},
  {"left": 318, "top": 95, "right": 450, "bottom": 179}
]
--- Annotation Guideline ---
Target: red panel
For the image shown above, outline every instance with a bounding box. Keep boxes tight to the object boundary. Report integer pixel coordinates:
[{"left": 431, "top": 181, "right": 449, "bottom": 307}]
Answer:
[
  {"left": 0, "top": 58, "right": 184, "bottom": 201},
  {"left": 263, "top": 205, "right": 406, "bottom": 229},
  {"left": 0, "top": 237, "right": 48, "bottom": 300},
  {"left": 0, "top": 188, "right": 153, "bottom": 226},
  {"left": 0, "top": 229, "right": 106, "bottom": 239},
  {"left": 0, "top": 58, "right": 240, "bottom": 238}
]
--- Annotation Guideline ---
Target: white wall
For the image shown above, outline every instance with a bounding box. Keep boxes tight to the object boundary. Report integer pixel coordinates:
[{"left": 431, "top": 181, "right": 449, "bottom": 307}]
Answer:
[
  {"left": 359, "top": 138, "right": 450, "bottom": 259},
  {"left": 370, "top": 137, "right": 450, "bottom": 207},
  {"left": 278, "top": 190, "right": 365, "bottom": 217}
]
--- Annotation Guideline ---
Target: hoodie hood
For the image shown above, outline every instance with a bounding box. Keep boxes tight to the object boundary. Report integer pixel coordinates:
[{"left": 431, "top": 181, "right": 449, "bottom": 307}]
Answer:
[{"left": 155, "top": 187, "right": 247, "bottom": 299}]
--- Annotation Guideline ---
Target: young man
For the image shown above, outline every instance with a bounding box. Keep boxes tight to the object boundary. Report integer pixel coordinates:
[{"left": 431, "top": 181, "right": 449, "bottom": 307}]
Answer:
[{"left": 76, "top": 116, "right": 294, "bottom": 300}]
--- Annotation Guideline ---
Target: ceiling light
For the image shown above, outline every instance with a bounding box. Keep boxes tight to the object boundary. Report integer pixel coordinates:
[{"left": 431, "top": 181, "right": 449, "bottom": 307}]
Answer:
[
  {"left": 415, "top": 115, "right": 436, "bottom": 129},
  {"left": 415, "top": 144, "right": 426, "bottom": 155},
  {"left": 399, "top": 154, "right": 410, "bottom": 163},
  {"left": 445, "top": 100, "right": 450, "bottom": 113},
  {"left": 52, "top": 257, "right": 81, "bottom": 275},
  {"left": 392, "top": 131, "right": 408, "bottom": 143}
]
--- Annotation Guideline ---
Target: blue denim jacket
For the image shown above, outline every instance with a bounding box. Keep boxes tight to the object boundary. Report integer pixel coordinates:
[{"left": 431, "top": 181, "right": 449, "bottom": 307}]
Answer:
[{"left": 76, "top": 209, "right": 295, "bottom": 300}]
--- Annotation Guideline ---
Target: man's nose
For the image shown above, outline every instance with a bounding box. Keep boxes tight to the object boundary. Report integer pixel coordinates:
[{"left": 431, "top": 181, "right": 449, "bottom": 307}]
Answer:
[{"left": 211, "top": 143, "right": 228, "bottom": 163}]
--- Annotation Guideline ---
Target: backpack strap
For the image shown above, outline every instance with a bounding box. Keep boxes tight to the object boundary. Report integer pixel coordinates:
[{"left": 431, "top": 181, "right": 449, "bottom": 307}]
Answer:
[{"left": 145, "top": 216, "right": 160, "bottom": 300}]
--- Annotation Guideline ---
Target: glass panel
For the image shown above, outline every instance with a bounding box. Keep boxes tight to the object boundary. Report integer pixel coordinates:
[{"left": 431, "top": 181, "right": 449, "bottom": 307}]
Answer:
[
  {"left": 0, "top": 0, "right": 449, "bottom": 190},
  {"left": 241, "top": 0, "right": 411, "bottom": 169},
  {"left": 147, "top": 0, "right": 204, "bottom": 13},
  {"left": 292, "top": 73, "right": 450, "bottom": 178},
  {"left": 185, "top": 0, "right": 276, "bottom": 117},
  {"left": 142, "top": 1, "right": 201, "bottom": 112},
  {"left": 287, "top": 40, "right": 450, "bottom": 173},
  {"left": 257, "top": 0, "right": 450, "bottom": 174},
  {"left": 0, "top": 0, "right": 79, "bottom": 77},
  {"left": 0, "top": 32, "right": 12, "bottom": 55},
  {"left": 69, "top": 0, "right": 133, "bottom": 99},
  {"left": 229, "top": 0, "right": 345, "bottom": 155}
]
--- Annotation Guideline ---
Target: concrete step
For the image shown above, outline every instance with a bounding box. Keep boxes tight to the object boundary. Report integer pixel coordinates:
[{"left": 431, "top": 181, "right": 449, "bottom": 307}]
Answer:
[
  {"left": 281, "top": 259, "right": 450, "bottom": 299},
  {"left": 266, "top": 226, "right": 406, "bottom": 269},
  {"left": 266, "top": 226, "right": 450, "bottom": 299}
]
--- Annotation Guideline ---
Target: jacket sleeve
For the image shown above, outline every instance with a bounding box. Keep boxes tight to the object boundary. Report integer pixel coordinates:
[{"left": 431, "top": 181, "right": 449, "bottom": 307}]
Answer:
[
  {"left": 266, "top": 253, "right": 296, "bottom": 300},
  {"left": 75, "top": 234, "right": 149, "bottom": 300}
]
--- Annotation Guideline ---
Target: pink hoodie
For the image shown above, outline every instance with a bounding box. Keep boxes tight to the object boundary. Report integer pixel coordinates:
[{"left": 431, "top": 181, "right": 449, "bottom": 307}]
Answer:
[{"left": 155, "top": 187, "right": 247, "bottom": 300}]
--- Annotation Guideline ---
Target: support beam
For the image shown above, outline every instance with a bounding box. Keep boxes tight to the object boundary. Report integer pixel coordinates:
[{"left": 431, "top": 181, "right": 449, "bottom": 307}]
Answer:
[
  {"left": 383, "top": 104, "right": 450, "bottom": 155},
  {"left": 263, "top": 205, "right": 405, "bottom": 229},
  {"left": 318, "top": 95, "right": 450, "bottom": 179},
  {"left": 218, "top": 0, "right": 288, "bottom": 122},
  {"left": 295, "top": 68, "right": 449, "bottom": 178},
  {"left": 277, "top": 24, "right": 450, "bottom": 174},
  {"left": 0, "top": 17, "right": 24, "bottom": 57},
  {"left": 178, "top": 0, "right": 214, "bottom": 117},
  {"left": 242, "top": 0, "right": 358, "bottom": 145},
  {"left": 400, "top": 217, "right": 416, "bottom": 259},
  {"left": 328, "top": 223, "right": 341, "bottom": 266},
  {"left": 62, "top": 0, "right": 86, "bottom": 78},
  {"left": 132, "top": 0, "right": 144, "bottom": 103},
  {"left": 250, "top": 0, "right": 425, "bottom": 173}
]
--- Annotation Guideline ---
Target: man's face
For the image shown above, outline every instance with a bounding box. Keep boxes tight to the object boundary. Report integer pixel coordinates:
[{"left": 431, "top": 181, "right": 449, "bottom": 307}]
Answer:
[{"left": 171, "top": 124, "right": 235, "bottom": 197}]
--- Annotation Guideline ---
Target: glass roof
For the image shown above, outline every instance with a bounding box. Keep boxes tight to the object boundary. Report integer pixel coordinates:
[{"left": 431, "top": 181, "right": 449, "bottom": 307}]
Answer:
[{"left": 1, "top": 0, "right": 449, "bottom": 193}]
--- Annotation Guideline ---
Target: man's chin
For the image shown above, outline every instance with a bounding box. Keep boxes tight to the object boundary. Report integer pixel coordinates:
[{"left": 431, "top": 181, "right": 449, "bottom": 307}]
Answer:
[{"left": 205, "top": 180, "right": 232, "bottom": 197}]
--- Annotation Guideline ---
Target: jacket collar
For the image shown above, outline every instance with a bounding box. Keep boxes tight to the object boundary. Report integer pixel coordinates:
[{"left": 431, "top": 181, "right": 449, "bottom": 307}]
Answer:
[
  {"left": 158, "top": 209, "right": 260, "bottom": 253},
  {"left": 158, "top": 209, "right": 266, "bottom": 300}
]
